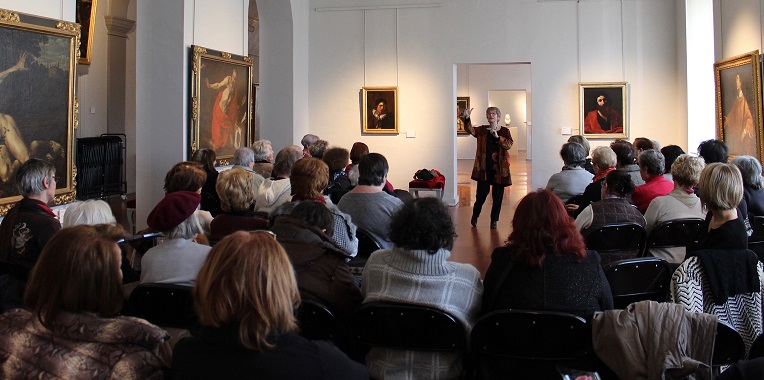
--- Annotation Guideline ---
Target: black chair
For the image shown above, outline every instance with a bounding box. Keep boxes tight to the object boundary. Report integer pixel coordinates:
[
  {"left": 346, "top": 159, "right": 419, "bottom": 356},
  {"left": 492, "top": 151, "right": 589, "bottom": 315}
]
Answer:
[
  {"left": 296, "top": 299, "right": 344, "bottom": 342},
  {"left": 347, "top": 228, "right": 382, "bottom": 278},
  {"left": 713, "top": 321, "right": 746, "bottom": 376},
  {"left": 471, "top": 309, "right": 597, "bottom": 379},
  {"left": 748, "top": 216, "right": 764, "bottom": 261},
  {"left": 642, "top": 218, "right": 703, "bottom": 257},
  {"left": 602, "top": 257, "right": 673, "bottom": 309},
  {"left": 583, "top": 223, "right": 647, "bottom": 266},
  {"left": 350, "top": 301, "right": 467, "bottom": 351},
  {"left": 125, "top": 284, "right": 197, "bottom": 329},
  {"left": 748, "top": 333, "right": 764, "bottom": 359}
]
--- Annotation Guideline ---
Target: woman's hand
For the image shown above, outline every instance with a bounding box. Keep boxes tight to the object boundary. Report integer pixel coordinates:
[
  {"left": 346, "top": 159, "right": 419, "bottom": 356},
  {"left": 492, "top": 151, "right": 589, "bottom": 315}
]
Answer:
[{"left": 463, "top": 107, "right": 473, "bottom": 119}]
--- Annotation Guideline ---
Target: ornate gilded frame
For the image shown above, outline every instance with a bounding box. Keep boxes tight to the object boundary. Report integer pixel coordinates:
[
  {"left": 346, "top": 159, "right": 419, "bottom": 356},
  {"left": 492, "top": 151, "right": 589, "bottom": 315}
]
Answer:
[
  {"left": 456, "top": 96, "right": 470, "bottom": 135},
  {"left": 714, "top": 50, "right": 764, "bottom": 162},
  {"left": 76, "top": 0, "right": 97, "bottom": 65},
  {"left": 190, "top": 45, "right": 253, "bottom": 166},
  {"left": 362, "top": 86, "right": 399, "bottom": 134},
  {"left": 0, "top": 9, "right": 79, "bottom": 216},
  {"left": 579, "top": 82, "right": 629, "bottom": 139}
]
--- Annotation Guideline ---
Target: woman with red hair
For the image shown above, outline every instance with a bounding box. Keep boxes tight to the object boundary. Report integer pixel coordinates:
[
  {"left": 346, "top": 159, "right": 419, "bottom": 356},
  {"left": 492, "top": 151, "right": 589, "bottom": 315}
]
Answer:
[{"left": 481, "top": 189, "right": 613, "bottom": 318}]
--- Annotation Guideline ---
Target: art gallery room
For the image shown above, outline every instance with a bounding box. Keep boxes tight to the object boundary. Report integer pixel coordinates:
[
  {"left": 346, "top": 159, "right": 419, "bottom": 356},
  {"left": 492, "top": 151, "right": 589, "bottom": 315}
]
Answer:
[{"left": 3, "top": 0, "right": 764, "bottom": 377}]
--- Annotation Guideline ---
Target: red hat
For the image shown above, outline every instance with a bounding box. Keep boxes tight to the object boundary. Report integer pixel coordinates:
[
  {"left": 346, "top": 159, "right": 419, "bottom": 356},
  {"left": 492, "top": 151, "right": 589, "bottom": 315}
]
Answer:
[{"left": 147, "top": 191, "right": 201, "bottom": 232}]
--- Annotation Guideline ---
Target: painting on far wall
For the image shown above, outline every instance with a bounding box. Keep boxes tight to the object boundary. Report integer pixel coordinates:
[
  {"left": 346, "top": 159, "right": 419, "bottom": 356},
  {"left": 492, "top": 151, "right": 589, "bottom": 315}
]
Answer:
[
  {"left": 714, "top": 50, "right": 763, "bottom": 163},
  {"left": 456, "top": 96, "right": 470, "bottom": 135},
  {"left": 579, "top": 82, "right": 628, "bottom": 139},
  {"left": 362, "top": 87, "right": 398, "bottom": 134},
  {"left": 76, "top": 0, "right": 97, "bottom": 65},
  {"left": 0, "top": 9, "right": 79, "bottom": 216},
  {"left": 190, "top": 45, "right": 253, "bottom": 166}
]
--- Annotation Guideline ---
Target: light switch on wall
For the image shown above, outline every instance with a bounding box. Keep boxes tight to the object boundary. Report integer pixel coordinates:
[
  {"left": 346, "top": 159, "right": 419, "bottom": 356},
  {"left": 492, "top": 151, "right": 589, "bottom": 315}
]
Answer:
[
  {"left": 561, "top": 127, "right": 572, "bottom": 135},
  {"left": 90, "top": 106, "right": 96, "bottom": 114},
  {"left": 406, "top": 130, "right": 416, "bottom": 138}
]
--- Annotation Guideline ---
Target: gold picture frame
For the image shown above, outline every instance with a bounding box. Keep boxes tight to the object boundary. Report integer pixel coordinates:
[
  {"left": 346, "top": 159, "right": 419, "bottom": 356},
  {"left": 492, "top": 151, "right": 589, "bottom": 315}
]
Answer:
[
  {"left": 190, "top": 45, "right": 253, "bottom": 166},
  {"left": 76, "top": 0, "right": 97, "bottom": 65},
  {"left": 579, "top": 82, "right": 628, "bottom": 139},
  {"left": 0, "top": 9, "right": 79, "bottom": 216},
  {"left": 362, "top": 86, "right": 398, "bottom": 134},
  {"left": 714, "top": 50, "right": 764, "bottom": 162},
  {"left": 457, "top": 96, "right": 470, "bottom": 135}
]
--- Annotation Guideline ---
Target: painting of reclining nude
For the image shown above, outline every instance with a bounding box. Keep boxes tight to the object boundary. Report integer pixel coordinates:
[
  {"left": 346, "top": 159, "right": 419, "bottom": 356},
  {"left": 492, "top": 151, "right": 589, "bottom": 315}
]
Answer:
[{"left": 0, "top": 9, "right": 78, "bottom": 215}]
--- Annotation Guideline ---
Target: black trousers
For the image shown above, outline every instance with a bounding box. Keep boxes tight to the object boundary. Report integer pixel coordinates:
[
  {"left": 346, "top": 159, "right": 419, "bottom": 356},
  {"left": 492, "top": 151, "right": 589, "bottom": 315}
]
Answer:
[{"left": 473, "top": 180, "right": 506, "bottom": 222}]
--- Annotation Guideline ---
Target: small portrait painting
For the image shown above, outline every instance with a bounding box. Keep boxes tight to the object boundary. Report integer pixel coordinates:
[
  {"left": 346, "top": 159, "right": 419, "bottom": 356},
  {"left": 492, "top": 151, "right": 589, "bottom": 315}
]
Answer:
[
  {"left": 457, "top": 97, "right": 470, "bottom": 135},
  {"left": 579, "top": 83, "right": 628, "bottom": 139},
  {"left": 362, "top": 87, "right": 398, "bottom": 134},
  {"left": 715, "top": 51, "right": 763, "bottom": 161}
]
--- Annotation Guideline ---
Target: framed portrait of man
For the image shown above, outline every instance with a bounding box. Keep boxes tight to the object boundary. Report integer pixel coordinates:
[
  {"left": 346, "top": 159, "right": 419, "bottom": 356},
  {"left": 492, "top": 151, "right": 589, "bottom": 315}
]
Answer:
[
  {"left": 0, "top": 9, "right": 79, "bottom": 216},
  {"left": 190, "top": 45, "right": 253, "bottom": 165},
  {"left": 579, "top": 82, "right": 628, "bottom": 139},
  {"left": 362, "top": 87, "right": 398, "bottom": 134},
  {"left": 457, "top": 96, "right": 470, "bottom": 135},
  {"left": 714, "top": 51, "right": 763, "bottom": 162}
]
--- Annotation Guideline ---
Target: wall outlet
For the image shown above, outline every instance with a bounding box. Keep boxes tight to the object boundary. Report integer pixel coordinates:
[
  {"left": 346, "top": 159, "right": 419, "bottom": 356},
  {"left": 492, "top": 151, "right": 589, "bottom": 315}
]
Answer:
[
  {"left": 561, "top": 127, "right": 572, "bottom": 135},
  {"left": 406, "top": 130, "right": 416, "bottom": 138}
]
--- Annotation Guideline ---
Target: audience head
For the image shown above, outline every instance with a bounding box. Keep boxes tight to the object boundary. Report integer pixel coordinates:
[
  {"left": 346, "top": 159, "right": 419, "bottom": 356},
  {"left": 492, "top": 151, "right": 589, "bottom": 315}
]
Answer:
[
  {"left": 660, "top": 145, "right": 685, "bottom": 174},
  {"left": 216, "top": 168, "right": 256, "bottom": 213},
  {"left": 610, "top": 140, "right": 637, "bottom": 167},
  {"left": 732, "top": 155, "right": 763, "bottom": 189},
  {"left": 191, "top": 148, "right": 217, "bottom": 172},
  {"left": 698, "top": 163, "right": 743, "bottom": 212},
  {"left": 638, "top": 149, "right": 665, "bottom": 177},
  {"left": 633, "top": 137, "right": 654, "bottom": 153},
  {"left": 508, "top": 189, "right": 586, "bottom": 268},
  {"left": 164, "top": 161, "right": 206, "bottom": 193},
  {"left": 233, "top": 147, "right": 255, "bottom": 168},
  {"left": 62, "top": 200, "right": 117, "bottom": 227},
  {"left": 251, "top": 140, "right": 274, "bottom": 163},
  {"left": 604, "top": 169, "right": 636, "bottom": 197},
  {"left": 25, "top": 225, "right": 126, "bottom": 327},
  {"left": 560, "top": 142, "right": 587, "bottom": 167},
  {"left": 16, "top": 158, "right": 56, "bottom": 199},
  {"left": 567, "top": 135, "right": 590, "bottom": 157},
  {"left": 591, "top": 146, "right": 617, "bottom": 172},
  {"left": 301, "top": 134, "right": 320, "bottom": 149},
  {"left": 358, "top": 153, "right": 389, "bottom": 187},
  {"left": 651, "top": 139, "right": 662, "bottom": 151},
  {"left": 350, "top": 142, "right": 370, "bottom": 164},
  {"left": 147, "top": 190, "right": 204, "bottom": 239},
  {"left": 671, "top": 155, "right": 705, "bottom": 189},
  {"left": 322, "top": 147, "right": 350, "bottom": 173},
  {"left": 290, "top": 158, "right": 329, "bottom": 199},
  {"left": 290, "top": 201, "right": 335, "bottom": 236},
  {"left": 697, "top": 139, "right": 729, "bottom": 164},
  {"left": 308, "top": 140, "right": 329, "bottom": 159},
  {"left": 194, "top": 230, "right": 299, "bottom": 350},
  {"left": 389, "top": 197, "right": 454, "bottom": 253},
  {"left": 272, "top": 147, "right": 302, "bottom": 178}
]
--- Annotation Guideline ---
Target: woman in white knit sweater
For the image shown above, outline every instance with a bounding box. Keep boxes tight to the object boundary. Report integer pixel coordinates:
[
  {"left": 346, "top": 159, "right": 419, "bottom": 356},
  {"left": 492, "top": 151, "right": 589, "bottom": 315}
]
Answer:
[{"left": 361, "top": 197, "right": 483, "bottom": 379}]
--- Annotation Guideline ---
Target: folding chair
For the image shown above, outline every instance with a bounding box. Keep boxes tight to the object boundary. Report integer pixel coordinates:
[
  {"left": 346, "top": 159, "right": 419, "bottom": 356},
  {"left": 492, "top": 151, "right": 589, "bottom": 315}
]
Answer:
[
  {"left": 125, "top": 283, "right": 197, "bottom": 329},
  {"left": 602, "top": 257, "right": 673, "bottom": 309},
  {"left": 642, "top": 218, "right": 703, "bottom": 257},
  {"left": 583, "top": 223, "right": 647, "bottom": 266}
]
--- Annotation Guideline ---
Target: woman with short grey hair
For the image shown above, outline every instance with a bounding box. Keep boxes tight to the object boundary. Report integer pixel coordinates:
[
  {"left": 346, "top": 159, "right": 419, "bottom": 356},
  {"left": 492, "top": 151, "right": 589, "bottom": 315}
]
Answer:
[
  {"left": 545, "top": 142, "right": 594, "bottom": 203},
  {"left": 732, "top": 155, "right": 764, "bottom": 217}
]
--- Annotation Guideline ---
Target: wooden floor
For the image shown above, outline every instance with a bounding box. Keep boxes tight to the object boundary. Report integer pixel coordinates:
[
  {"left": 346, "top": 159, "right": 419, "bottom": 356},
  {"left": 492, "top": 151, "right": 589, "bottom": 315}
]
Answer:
[{"left": 449, "top": 152, "right": 531, "bottom": 278}]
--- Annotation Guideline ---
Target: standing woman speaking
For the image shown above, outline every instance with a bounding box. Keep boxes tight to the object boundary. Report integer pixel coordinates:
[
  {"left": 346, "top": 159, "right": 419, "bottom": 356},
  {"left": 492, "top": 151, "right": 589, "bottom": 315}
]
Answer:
[{"left": 463, "top": 107, "right": 513, "bottom": 229}]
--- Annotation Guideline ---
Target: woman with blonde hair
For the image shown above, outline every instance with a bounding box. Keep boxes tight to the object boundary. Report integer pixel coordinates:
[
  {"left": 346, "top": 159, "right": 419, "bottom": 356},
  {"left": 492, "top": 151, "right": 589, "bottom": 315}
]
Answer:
[
  {"left": 171, "top": 231, "right": 367, "bottom": 379},
  {"left": 0, "top": 225, "right": 171, "bottom": 378},
  {"left": 688, "top": 163, "right": 747, "bottom": 251},
  {"left": 209, "top": 167, "right": 267, "bottom": 242}
]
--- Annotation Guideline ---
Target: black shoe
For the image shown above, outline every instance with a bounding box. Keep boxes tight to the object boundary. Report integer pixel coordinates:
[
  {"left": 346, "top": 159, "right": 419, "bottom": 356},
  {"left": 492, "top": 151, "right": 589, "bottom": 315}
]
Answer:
[
  {"left": 490, "top": 220, "right": 498, "bottom": 229},
  {"left": 471, "top": 215, "right": 478, "bottom": 227}
]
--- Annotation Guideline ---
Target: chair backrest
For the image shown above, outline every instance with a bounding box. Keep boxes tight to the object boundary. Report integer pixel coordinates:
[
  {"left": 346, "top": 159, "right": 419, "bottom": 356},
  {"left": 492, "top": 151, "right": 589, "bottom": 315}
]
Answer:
[
  {"left": 643, "top": 218, "right": 703, "bottom": 255},
  {"left": 351, "top": 301, "right": 467, "bottom": 351},
  {"left": 125, "top": 283, "right": 197, "bottom": 329},
  {"left": 748, "top": 333, "right": 764, "bottom": 359},
  {"left": 748, "top": 216, "right": 764, "bottom": 261},
  {"left": 583, "top": 223, "right": 646, "bottom": 265},
  {"left": 356, "top": 228, "right": 382, "bottom": 260},
  {"left": 602, "top": 257, "right": 673, "bottom": 309},
  {"left": 296, "top": 299, "right": 344, "bottom": 342},
  {"left": 713, "top": 321, "right": 746, "bottom": 368}
]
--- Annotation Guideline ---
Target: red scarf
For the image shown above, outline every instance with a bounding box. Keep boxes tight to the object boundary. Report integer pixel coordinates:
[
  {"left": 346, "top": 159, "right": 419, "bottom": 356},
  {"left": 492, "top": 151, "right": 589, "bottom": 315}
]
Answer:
[{"left": 592, "top": 167, "right": 616, "bottom": 183}]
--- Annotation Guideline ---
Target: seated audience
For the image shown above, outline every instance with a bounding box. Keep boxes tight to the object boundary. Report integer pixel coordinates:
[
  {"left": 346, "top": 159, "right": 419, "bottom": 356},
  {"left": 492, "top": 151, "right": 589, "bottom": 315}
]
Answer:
[
  {"left": 63, "top": 199, "right": 139, "bottom": 283},
  {"left": 567, "top": 135, "right": 594, "bottom": 174},
  {"left": 688, "top": 163, "right": 748, "bottom": 251},
  {"left": 171, "top": 231, "right": 367, "bottom": 379},
  {"left": 338, "top": 153, "right": 403, "bottom": 249},
  {"left": 345, "top": 142, "right": 369, "bottom": 185},
  {"left": 633, "top": 137, "right": 655, "bottom": 154},
  {"left": 611, "top": 140, "right": 645, "bottom": 186},
  {"left": 362, "top": 197, "right": 482, "bottom": 379},
  {"left": 632, "top": 149, "right": 674, "bottom": 213},
  {"left": 270, "top": 201, "right": 361, "bottom": 318},
  {"left": 732, "top": 155, "right": 764, "bottom": 218},
  {"left": 0, "top": 225, "right": 171, "bottom": 378},
  {"left": 576, "top": 170, "right": 646, "bottom": 234},
  {"left": 255, "top": 146, "right": 301, "bottom": 214},
  {"left": 252, "top": 139, "right": 274, "bottom": 178},
  {"left": 660, "top": 145, "right": 685, "bottom": 182},
  {"left": 483, "top": 189, "right": 613, "bottom": 318},
  {"left": 271, "top": 158, "right": 359, "bottom": 257},
  {"left": 643, "top": 155, "right": 705, "bottom": 263},
  {"left": 232, "top": 147, "right": 265, "bottom": 191},
  {"left": 565, "top": 146, "right": 617, "bottom": 217},
  {"left": 191, "top": 148, "right": 222, "bottom": 216},
  {"left": 322, "top": 147, "right": 352, "bottom": 204},
  {"left": 308, "top": 139, "right": 329, "bottom": 159},
  {"left": 209, "top": 168, "right": 267, "bottom": 242},
  {"left": 164, "top": 160, "right": 213, "bottom": 235},
  {"left": 140, "top": 191, "right": 210, "bottom": 286},
  {"left": 545, "top": 142, "right": 593, "bottom": 203},
  {"left": 697, "top": 139, "right": 729, "bottom": 164},
  {"left": 301, "top": 133, "right": 320, "bottom": 157}
]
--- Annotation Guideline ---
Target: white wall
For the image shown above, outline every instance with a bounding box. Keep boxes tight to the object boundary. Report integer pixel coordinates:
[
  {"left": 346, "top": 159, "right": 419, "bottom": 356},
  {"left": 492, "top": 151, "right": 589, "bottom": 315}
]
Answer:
[{"left": 0, "top": 0, "right": 74, "bottom": 20}]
